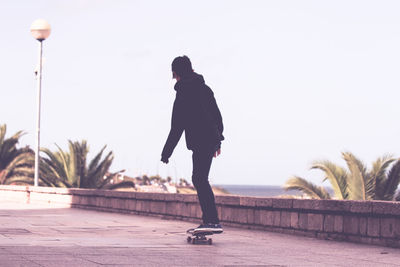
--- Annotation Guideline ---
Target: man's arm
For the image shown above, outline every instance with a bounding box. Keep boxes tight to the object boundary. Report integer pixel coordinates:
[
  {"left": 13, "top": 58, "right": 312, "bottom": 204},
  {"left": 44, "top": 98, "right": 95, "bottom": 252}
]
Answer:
[
  {"left": 205, "top": 86, "right": 224, "bottom": 141},
  {"left": 161, "top": 98, "right": 184, "bottom": 163}
]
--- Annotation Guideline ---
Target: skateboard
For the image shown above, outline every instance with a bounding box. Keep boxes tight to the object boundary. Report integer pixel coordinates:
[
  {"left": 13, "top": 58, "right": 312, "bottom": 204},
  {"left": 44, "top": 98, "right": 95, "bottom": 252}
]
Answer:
[{"left": 186, "top": 228, "right": 213, "bottom": 245}]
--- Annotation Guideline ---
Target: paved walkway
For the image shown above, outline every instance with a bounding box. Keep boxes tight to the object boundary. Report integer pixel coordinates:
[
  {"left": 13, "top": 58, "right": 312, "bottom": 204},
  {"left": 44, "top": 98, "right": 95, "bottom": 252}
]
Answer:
[{"left": 0, "top": 201, "right": 399, "bottom": 266}]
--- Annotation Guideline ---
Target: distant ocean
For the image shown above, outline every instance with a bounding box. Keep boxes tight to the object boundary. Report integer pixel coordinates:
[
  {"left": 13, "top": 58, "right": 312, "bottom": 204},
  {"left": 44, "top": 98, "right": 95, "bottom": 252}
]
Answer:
[{"left": 215, "top": 184, "right": 302, "bottom": 197}]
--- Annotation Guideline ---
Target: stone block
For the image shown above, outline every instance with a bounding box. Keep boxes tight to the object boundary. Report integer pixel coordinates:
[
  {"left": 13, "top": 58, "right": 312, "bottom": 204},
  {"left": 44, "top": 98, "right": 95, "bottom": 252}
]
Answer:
[
  {"left": 221, "top": 207, "right": 235, "bottom": 222},
  {"left": 95, "top": 196, "right": 103, "bottom": 207},
  {"left": 182, "top": 194, "right": 197, "bottom": 203},
  {"left": 307, "top": 214, "right": 323, "bottom": 231},
  {"left": 239, "top": 197, "right": 257, "bottom": 207},
  {"left": 135, "top": 200, "right": 142, "bottom": 211},
  {"left": 259, "top": 210, "right": 274, "bottom": 226},
  {"left": 104, "top": 190, "right": 129, "bottom": 199},
  {"left": 189, "top": 204, "right": 197, "bottom": 217},
  {"left": 290, "top": 212, "right": 299, "bottom": 228},
  {"left": 359, "top": 217, "right": 367, "bottom": 236},
  {"left": 273, "top": 211, "right": 281, "bottom": 226},
  {"left": 254, "top": 209, "right": 261, "bottom": 225},
  {"left": 280, "top": 211, "right": 291, "bottom": 228},
  {"left": 272, "top": 198, "right": 292, "bottom": 209},
  {"left": 237, "top": 208, "right": 248, "bottom": 224},
  {"left": 183, "top": 203, "right": 192, "bottom": 217},
  {"left": 343, "top": 215, "right": 359, "bottom": 235},
  {"left": 324, "top": 214, "right": 335, "bottom": 232},
  {"left": 293, "top": 199, "right": 316, "bottom": 210},
  {"left": 125, "top": 191, "right": 137, "bottom": 199},
  {"left": 217, "top": 206, "right": 222, "bottom": 220},
  {"left": 146, "top": 193, "right": 164, "bottom": 201},
  {"left": 372, "top": 201, "right": 400, "bottom": 216},
  {"left": 150, "top": 201, "right": 166, "bottom": 214},
  {"left": 215, "top": 195, "right": 240, "bottom": 206},
  {"left": 321, "top": 200, "right": 350, "bottom": 212},
  {"left": 92, "top": 196, "right": 101, "bottom": 208},
  {"left": 69, "top": 188, "right": 93, "bottom": 196},
  {"left": 170, "top": 202, "right": 179, "bottom": 216},
  {"left": 137, "top": 200, "right": 147, "bottom": 212},
  {"left": 126, "top": 199, "right": 136, "bottom": 211},
  {"left": 367, "top": 217, "right": 380, "bottom": 237},
  {"left": 103, "top": 198, "right": 112, "bottom": 208},
  {"left": 175, "top": 194, "right": 186, "bottom": 202},
  {"left": 247, "top": 209, "right": 255, "bottom": 224},
  {"left": 334, "top": 215, "right": 343, "bottom": 233},
  {"left": 293, "top": 199, "right": 346, "bottom": 211},
  {"left": 122, "top": 199, "right": 130, "bottom": 210},
  {"left": 175, "top": 203, "right": 185, "bottom": 216},
  {"left": 349, "top": 201, "right": 372, "bottom": 214},
  {"left": 110, "top": 198, "right": 119, "bottom": 209},
  {"left": 85, "top": 196, "right": 95, "bottom": 206},
  {"left": 164, "top": 194, "right": 177, "bottom": 201},
  {"left": 380, "top": 218, "right": 400, "bottom": 238},
  {"left": 298, "top": 213, "right": 308, "bottom": 230},
  {"left": 255, "top": 198, "right": 273, "bottom": 208},
  {"left": 145, "top": 201, "right": 152, "bottom": 212}
]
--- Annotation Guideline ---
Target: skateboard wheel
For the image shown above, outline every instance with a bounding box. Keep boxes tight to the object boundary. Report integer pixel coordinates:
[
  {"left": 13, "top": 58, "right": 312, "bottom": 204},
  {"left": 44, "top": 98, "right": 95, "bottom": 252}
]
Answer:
[
  {"left": 208, "top": 238, "right": 212, "bottom": 245},
  {"left": 187, "top": 236, "right": 192, "bottom": 243}
]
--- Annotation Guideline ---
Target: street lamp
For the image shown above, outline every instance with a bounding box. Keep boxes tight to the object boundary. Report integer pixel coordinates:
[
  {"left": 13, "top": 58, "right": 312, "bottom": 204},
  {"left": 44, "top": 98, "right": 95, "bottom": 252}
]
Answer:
[{"left": 30, "top": 19, "right": 51, "bottom": 187}]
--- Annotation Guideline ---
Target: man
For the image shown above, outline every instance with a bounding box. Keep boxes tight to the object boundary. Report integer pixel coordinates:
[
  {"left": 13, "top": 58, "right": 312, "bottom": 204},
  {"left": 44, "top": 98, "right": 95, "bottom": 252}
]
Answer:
[{"left": 161, "top": 55, "right": 224, "bottom": 233}]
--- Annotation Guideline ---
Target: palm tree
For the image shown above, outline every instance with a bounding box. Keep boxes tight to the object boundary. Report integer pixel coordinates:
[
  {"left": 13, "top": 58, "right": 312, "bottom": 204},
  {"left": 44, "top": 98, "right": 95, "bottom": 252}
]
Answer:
[
  {"left": 40, "top": 140, "right": 134, "bottom": 190},
  {"left": 284, "top": 152, "right": 400, "bottom": 201},
  {"left": 0, "top": 124, "right": 35, "bottom": 185},
  {"left": 284, "top": 176, "right": 331, "bottom": 199}
]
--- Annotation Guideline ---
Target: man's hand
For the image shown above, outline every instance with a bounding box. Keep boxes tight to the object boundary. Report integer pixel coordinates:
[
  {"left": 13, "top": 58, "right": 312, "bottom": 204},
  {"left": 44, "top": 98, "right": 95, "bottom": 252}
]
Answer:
[
  {"left": 161, "top": 157, "right": 169, "bottom": 164},
  {"left": 214, "top": 148, "right": 221, "bottom": 158}
]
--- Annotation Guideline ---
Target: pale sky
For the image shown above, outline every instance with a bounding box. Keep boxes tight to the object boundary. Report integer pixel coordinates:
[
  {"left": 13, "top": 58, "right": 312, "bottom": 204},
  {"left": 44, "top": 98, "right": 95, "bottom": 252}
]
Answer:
[{"left": 1, "top": 0, "right": 400, "bottom": 186}]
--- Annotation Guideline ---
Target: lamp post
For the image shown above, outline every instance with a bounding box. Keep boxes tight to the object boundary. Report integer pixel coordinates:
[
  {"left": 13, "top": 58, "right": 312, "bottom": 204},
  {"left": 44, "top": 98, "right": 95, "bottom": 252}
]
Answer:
[{"left": 30, "top": 19, "right": 51, "bottom": 187}]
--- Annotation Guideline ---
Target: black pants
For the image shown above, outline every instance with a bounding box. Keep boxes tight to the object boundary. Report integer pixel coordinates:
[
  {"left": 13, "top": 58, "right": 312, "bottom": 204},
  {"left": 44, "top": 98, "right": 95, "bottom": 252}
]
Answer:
[{"left": 192, "top": 148, "right": 219, "bottom": 224}]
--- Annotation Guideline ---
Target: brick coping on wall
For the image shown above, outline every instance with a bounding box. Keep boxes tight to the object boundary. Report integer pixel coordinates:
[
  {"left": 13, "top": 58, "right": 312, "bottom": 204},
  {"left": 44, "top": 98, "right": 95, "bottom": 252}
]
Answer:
[{"left": 0, "top": 185, "right": 399, "bottom": 248}]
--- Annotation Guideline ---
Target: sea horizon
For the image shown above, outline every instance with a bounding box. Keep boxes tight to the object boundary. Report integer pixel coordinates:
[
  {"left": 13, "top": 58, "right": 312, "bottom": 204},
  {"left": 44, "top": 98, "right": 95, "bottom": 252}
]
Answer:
[{"left": 214, "top": 184, "right": 303, "bottom": 197}]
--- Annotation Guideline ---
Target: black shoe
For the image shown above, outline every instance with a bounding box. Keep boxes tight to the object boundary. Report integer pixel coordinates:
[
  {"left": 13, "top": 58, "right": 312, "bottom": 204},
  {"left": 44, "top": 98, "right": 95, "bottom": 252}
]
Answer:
[{"left": 194, "top": 223, "right": 223, "bottom": 234}]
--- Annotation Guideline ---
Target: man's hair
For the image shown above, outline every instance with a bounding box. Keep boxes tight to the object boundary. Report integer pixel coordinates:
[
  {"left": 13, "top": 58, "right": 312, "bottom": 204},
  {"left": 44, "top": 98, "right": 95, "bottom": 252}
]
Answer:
[{"left": 171, "top": 55, "right": 193, "bottom": 77}]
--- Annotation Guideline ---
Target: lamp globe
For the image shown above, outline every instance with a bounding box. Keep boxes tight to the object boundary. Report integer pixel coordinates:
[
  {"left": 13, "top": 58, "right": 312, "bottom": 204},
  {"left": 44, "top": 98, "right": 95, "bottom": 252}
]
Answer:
[{"left": 30, "top": 19, "right": 51, "bottom": 41}]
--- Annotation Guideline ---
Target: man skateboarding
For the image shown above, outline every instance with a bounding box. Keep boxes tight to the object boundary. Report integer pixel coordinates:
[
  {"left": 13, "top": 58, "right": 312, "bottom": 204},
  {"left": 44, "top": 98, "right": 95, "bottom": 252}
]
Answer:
[{"left": 161, "top": 55, "right": 224, "bottom": 234}]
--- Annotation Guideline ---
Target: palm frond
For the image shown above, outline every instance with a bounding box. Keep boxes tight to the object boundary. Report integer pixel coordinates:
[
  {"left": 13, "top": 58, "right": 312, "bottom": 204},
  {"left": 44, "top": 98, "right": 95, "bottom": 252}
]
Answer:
[
  {"left": 311, "top": 160, "right": 348, "bottom": 200},
  {"left": 370, "top": 155, "right": 396, "bottom": 199},
  {"left": 41, "top": 148, "right": 66, "bottom": 178},
  {"left": 4, "top": 176, "right": 34, "bottom": 186},
  {"left": 40, "top": 140, "right": 115, "bottom": 190},
  {"left": 283, "top": 176, "right": 331, "bottom": 199},
  {"left": 0, "top": 124, "right": 6, "bottom": 145},
  {"left": 88, "top": 151, "right": 114, "bottom": 188},
  {"left": 342, "top": 152, "right": 368, "bottom": 200},
  {"left": 381, "top": 159, "right": 400, "bottom": 200},
  {"left": 395, "top": 191, "right": 400, "bottom": 201}
]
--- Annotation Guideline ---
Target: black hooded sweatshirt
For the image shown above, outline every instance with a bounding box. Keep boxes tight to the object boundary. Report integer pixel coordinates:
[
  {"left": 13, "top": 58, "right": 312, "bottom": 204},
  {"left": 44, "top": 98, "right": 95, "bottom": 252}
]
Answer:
[{"left": 161, "top": 72, "right": 224, "bottom": 160}]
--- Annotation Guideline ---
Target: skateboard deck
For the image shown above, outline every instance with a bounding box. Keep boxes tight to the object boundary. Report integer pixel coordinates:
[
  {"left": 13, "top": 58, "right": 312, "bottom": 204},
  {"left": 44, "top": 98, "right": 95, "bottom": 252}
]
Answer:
[{"left": 186, "top": 228, "right": 213, "bottom": 245}]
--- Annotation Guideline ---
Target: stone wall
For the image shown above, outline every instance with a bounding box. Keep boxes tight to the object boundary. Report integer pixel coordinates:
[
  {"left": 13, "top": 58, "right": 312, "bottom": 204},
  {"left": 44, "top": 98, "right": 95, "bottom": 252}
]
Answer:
[{"left": 0, "top": 185, "right": 399, "bottom": 248}]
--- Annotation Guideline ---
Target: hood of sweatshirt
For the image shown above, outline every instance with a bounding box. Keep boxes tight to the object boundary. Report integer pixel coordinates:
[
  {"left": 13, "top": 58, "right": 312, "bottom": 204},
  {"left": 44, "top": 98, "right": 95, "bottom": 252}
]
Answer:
[{"left": 174, "top": 72, "right": 205, "bottom": 92}]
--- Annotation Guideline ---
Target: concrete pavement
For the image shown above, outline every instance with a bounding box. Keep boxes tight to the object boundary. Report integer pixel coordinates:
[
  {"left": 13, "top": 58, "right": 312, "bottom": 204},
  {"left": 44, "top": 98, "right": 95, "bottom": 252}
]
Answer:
[{"left": 0, "top": 201, "right": 399, "bottom": 266}]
